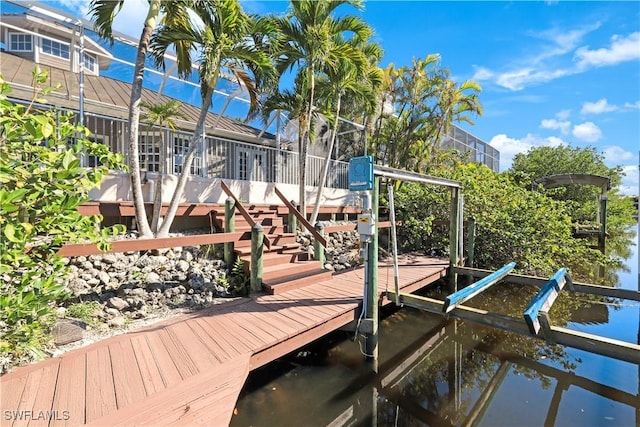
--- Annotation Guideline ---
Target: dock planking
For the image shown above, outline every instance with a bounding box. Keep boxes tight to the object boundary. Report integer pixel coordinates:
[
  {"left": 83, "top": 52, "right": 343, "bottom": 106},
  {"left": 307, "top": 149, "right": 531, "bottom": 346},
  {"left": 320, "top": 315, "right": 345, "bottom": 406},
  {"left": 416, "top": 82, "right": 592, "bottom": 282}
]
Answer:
[{"left": 0, "top": 255, "right": 447, "bottom": 425}]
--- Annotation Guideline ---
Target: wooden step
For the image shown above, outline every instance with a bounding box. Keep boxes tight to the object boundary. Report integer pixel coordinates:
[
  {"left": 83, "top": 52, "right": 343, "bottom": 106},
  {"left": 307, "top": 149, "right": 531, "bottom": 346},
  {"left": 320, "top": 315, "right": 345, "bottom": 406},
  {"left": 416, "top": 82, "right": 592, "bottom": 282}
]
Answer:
[
  {"left": 270, "top": 233, "right": 296, "bottom": 246},
  {"left": 239, "top": 251, "right": 305, "bottom": 268},
  {"left": 262, "top": 268, "right": 333, "bottom": 294},
  {"left": 234, "top": 241, "right": 302, "bottom": 256},
  {"left": 261, "top": 260, "right": 321, "bottom": 282}
]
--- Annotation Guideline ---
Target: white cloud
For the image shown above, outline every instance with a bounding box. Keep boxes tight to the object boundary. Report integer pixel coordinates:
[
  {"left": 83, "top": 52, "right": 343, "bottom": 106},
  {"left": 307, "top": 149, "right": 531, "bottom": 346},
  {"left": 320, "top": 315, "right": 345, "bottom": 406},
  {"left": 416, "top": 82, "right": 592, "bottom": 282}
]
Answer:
[
  {"left": 572, "top": 122, "right": 602, "bottom": 142},
  {"left": 575, "top": 32, "right": 640, "bottom": 67},
  {"left": 555, "top": 109, "right": 571, "bottom": 120},
  {"left": 581, "top": 98, "right": 618, "bottom": 115},
  {"left": 623, "top": 101, "right": 640, "bottom": 110},
  {"left": 603, "top": 146, "right": 635, "bottom": 165},
  {"left": 489, "top": 133, "right": 566, "bottom": 170},
  {"left": 619, "top": 165, "right": 639, "bottom": 196},
  {"left": 471, "top": 66, "right": 494, "bottom": 81},
  {"left": 495, "top": 68, "right": 570, "bottom": 91},
  {"left": 540, "top": 118, "right": 571, "bottom": 134}
]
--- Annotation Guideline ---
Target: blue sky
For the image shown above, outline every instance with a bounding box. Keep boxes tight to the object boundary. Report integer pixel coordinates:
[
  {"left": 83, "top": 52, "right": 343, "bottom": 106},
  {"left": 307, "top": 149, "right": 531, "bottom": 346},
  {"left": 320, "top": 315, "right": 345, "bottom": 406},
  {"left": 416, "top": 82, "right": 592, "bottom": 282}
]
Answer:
[{"left": 14, "top": 0, "right": 640, "bottom": 195}]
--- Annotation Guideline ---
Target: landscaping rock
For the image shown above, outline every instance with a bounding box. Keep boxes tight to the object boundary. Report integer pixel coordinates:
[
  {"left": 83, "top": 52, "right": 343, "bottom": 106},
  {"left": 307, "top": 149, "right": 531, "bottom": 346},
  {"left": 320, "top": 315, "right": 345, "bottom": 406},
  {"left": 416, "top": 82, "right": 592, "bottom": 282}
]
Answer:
[{"left": 51, "top": 319, "right": 86, "bottom": 345}]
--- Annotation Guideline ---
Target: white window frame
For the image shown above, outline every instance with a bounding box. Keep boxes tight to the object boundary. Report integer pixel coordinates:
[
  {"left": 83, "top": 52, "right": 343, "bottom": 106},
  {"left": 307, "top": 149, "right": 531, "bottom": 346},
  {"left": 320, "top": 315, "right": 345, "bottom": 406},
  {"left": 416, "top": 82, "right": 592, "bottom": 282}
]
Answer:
[
  {"left": 41, "top": 38, "right": 70, "bottom": 60},
  {"left": 8, "top": 32, "right": 33, "bottom": 52},
  {"left": 82, "top": 52, "right": 97, "bottom": 73}
]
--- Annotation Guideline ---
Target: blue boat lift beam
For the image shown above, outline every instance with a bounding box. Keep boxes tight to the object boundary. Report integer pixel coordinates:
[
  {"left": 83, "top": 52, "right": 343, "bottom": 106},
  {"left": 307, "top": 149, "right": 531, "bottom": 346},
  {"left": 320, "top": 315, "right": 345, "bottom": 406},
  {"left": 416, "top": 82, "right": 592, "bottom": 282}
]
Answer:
[{"left": 443, "top": 262, "right": 516, "bottom": 313}]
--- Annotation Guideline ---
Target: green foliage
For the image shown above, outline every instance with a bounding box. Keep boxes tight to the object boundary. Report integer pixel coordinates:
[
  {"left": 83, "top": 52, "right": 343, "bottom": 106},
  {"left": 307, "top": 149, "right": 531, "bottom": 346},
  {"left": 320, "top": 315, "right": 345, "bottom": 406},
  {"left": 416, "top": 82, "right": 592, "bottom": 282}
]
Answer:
[
  {"left": 0, "top": 69, "right": 126, "bottom": 369},
  {"left": 229, "top": 258, "right": 250, "bottom": 296},
  {"left": 394, "top": 163, "right": 611, "bottom": 281},
  {"left": 510, "top": 145, "right": 636, "bottom": 265},
  {"left": 66, "top": 301, "right": 102, "bottom": 327}
]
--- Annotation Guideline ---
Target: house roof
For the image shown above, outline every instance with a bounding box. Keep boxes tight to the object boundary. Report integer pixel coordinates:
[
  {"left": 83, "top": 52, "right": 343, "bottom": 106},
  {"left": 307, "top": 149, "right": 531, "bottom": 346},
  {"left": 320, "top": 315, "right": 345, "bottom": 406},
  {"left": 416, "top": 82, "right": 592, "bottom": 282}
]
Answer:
[
  {"left": 1, "top": 13, "right": 113, "bottom": 69},
  {"left": 1, "top": 51, "right": 276, "bottom": 144}
]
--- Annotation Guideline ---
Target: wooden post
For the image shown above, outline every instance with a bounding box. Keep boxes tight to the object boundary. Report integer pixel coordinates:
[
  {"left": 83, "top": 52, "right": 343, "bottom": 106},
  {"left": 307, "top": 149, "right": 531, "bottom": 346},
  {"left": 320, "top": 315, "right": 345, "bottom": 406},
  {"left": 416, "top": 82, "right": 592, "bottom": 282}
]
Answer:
[
  {"left": 250, "top": 223, "right": 263, "bottom": 293},
  {"left": 365, "top": 177, "right": 380, "bottom": 370},
  {"left": 314, "top": 222, "right": 325, "bottom": 266},
  {"left": 467, "top": 216, "right": 476, "bottom": 267},
  {"left": 288, "top": 201, "right": 298, "bottom": 233},
  {"left": 598, "top": 196, "right": 607, "bottom": 254},
  {"left": 449, "top": 187, "right": 461, "bottom": 291},
  {"left": 224, "top": 197, "right": 235, "bottom": 267}
]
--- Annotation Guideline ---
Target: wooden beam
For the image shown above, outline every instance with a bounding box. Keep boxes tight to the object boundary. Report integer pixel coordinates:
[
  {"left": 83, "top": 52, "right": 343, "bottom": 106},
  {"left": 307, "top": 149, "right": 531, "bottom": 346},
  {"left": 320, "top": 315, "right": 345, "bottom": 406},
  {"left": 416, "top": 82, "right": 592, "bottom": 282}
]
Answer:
[
  {"left": 273, "top": 187, "right": 327, "bottom": 247},
  {"left": 58, "top": 232, "right": 246, "bottom": 257},
  {"left": 453, "top": 267, "right": 640, "bottom": 301},
  {"left": 220, "top": 181, "right": 271, "bottom": 249},
  {"left": 389, "top": 291, "right": 640, "bottom": 365},
  {"left": 387, "top": 291, "right": 532, "bottom": 336},
  {"left": 523, "top": 268, "right": 569, "bottom": 335},
  {"left": 443, "top": 262, "right": 516, "bottom": 313}
]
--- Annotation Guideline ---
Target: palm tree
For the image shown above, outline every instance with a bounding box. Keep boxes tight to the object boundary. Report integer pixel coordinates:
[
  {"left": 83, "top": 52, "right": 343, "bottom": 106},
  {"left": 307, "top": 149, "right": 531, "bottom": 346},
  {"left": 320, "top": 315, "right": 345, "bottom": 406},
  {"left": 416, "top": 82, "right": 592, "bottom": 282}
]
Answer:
[
  {"left": 89, "top": 0, "right": 196, "bottom": 238},
  {"left": 274, "top": 0, "right": 370, "bottom": 218},
  {"left": 140, "top": 100, "right": 184, "bottom": 232},
  {"left": 309, "top": 38, "right": 383, "bottom": 225},
  {"left": 149, "top": 0, "right": 275, "bottom": 237}
]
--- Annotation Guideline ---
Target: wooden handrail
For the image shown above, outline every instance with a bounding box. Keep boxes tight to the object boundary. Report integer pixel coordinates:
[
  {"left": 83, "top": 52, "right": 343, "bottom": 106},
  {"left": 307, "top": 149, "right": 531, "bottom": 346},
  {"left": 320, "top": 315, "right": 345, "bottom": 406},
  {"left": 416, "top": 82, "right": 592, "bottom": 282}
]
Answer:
[
  {"left": 273, "top": 187, "right": 327, "bottom": 247},
  {"left": 220, "top": 180, "right": 271, "bottom": 249},
  {"left": 58, "top": 232, "right": 246, "bottom": 257}
]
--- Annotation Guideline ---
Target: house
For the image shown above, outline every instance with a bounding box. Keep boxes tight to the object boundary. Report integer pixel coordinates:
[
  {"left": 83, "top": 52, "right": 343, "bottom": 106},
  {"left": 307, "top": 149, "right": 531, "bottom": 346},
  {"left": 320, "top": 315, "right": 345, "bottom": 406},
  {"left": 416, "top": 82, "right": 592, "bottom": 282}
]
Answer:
[{"left": 0, "top": 2, "right": 499, "bottom": 216}]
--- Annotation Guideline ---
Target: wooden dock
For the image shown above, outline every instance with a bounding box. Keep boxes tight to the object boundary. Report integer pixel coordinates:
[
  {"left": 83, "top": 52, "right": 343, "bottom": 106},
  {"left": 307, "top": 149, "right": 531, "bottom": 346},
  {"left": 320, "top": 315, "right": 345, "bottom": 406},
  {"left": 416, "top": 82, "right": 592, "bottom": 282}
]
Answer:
[{"left": 0, "top": 255, "right": 447, "bottom": 426}]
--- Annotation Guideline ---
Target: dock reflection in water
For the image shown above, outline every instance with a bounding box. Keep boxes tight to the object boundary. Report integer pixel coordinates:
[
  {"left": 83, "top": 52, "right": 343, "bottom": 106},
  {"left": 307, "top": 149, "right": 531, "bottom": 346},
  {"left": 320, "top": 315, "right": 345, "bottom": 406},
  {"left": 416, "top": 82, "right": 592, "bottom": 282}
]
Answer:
[{"left": 232, "top": 234, "right": 640, "bottom": 426}]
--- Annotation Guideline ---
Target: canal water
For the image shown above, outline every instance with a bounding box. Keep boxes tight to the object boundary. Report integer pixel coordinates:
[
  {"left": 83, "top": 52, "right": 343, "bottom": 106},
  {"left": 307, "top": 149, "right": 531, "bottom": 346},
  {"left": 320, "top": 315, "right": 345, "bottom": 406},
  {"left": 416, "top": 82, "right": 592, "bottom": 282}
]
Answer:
[{"left": 231, "top": 233, "right": 639, "bottom": 426}]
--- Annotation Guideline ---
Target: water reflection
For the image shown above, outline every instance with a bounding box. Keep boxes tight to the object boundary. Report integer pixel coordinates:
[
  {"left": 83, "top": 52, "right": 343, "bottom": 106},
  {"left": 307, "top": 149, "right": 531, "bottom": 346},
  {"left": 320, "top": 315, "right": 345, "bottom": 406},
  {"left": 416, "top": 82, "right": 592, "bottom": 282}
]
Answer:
[{"left": 232, "top": 232, "right": 639, "bottom": 426}]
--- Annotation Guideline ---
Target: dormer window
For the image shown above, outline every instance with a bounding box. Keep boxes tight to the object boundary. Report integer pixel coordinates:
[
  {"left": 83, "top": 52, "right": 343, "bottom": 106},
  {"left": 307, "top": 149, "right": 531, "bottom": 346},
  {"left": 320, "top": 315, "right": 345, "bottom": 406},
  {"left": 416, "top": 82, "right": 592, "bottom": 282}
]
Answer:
[
  {"left": 41, "top": 38, "right": 69, "bottom": 59},
  {"left": 9, "top": 33, "right": 32, "bottom": 51},
  {"left": 82, "top": 52, "right": 97, "bottom": 73}
]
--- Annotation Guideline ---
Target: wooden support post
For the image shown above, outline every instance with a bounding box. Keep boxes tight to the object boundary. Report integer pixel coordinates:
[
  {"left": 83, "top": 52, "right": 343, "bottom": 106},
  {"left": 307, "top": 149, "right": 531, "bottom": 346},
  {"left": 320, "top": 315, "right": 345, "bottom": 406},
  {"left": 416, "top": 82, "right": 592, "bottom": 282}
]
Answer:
[
  {"left": 598, "top": 196, "right": 608, "bottom": 277},
  {"left": 314, "top": 222, "right": 325, "bottom": 266},
  {"left": 250, "top": 223, "right": 263, "bottom": 293},
  {"left": 288, "top": 201, "right": 298, "bottom": 233},
  {"left": 523, "top": 268, "right": 568, "bottom": 335},
  {"left": 224, "top": 197, "right": 235, "bottom": 267},
  {"left": 449, "top": 187, "right": 462, "bottom": 291},
  {"left": 467, "top": 216, "right": 476, "bottom": 268},
  {"left": 364, "top": 177, "right": 380, "bottom": 370},
  {"left": 443, "top": 262, "right": 516, "bottom": 313}
]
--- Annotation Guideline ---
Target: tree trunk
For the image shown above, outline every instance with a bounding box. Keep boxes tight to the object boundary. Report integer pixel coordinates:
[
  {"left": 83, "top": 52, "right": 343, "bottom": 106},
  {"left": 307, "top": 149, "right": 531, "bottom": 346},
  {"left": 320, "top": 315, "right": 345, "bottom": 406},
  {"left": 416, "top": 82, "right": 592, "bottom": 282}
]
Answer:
[
  {"left": 310, "top": 94, "right": 341, "bottom": 225},
  {"left": 156, "top": 89, "right": 214, "bottom": 238},
  {"left": 150, "top": 128, "right": 165, "bottom": 232},
  {"left": 299, "top": 68, "right": 316, "bottom": 220},
  {"left": 128, "top": 1, "right": 160, "bottom": 239}
]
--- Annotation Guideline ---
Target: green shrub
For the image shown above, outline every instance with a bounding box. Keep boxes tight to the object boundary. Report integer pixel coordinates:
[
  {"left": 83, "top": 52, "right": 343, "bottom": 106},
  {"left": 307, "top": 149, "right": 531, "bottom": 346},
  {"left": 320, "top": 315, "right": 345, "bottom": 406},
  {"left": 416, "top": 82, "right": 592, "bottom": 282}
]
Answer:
[
  {"left": 0, "top": 69, "right": 126, "bottom": 370},
  {"left": 394, "top": 163, "right": 611, "bottom": 281}
]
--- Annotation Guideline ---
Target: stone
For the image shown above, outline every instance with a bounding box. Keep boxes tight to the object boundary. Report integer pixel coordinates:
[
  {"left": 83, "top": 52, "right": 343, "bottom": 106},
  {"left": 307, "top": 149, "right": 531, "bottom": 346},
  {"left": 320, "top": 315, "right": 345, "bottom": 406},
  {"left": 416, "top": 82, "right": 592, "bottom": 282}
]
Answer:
[
  {"left": 51, "top": 319, "right": 86, "bottom": 345},
  {"left": 324, "top": 263, "right": 335, "bottom": 271},
  {"left": 98, "top": 270, "right": 111, "bottom": 286},
  {"left": 107, "top": 296, "right": 129, "bottom": 311},
  {"left": 108, "top": 316, "right": 126, "bottom": 328},
  {"left": 176, "top": 260, "right": 190, "bottom": 272}
]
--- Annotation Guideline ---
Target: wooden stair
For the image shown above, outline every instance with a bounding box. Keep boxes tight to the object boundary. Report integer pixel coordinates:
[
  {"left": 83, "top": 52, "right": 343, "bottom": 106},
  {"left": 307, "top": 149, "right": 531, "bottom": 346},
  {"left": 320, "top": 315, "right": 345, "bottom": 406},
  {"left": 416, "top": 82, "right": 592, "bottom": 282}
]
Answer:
[{"left": 229, "top": 205, "right": 331, "bottom": 295}]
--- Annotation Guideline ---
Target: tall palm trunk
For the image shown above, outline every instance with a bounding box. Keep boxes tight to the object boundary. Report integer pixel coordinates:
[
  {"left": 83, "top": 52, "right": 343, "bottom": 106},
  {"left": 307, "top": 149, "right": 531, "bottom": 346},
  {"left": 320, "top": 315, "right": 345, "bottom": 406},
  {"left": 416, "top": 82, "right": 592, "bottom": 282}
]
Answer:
[
  {"left": 310, "top": 93, "right": 341, "bottom": 225},
  {"left": 128, "top": 1, "right": 160, "bottom": 239},
  {"left": 299, "top": 67, "right": 315, "bottom": 219},
  {"left": 156, "top": 88, "right": 214, "bottom": 238},
  {"left": 150, "top": 128, "right": 165, "bottom": 232}
]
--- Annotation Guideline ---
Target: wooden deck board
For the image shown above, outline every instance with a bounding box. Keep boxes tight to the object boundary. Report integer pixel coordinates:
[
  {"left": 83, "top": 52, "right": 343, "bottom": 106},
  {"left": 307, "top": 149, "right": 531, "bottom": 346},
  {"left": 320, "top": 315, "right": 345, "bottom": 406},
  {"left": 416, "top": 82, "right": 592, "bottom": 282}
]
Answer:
[
  {"left": 0, "top": 255, "right": 446, "bottom": 426},
  {"left": 49, "top": 354, "right": 86, "bottom": 427},
  {"left": 24, "top": 363, "right": 59, "bottom": 427},
  {"left": 166, "top": 322, "right": 221, "bottom": 370},
  {"left": 142, "top": 332, "right": 183, "bottom": 388},
  {"left": 87, "top": 354, "right": 251, "bottom": 427},
  {"left": 110, "top": 340, "right": 148, "bottom": 410},
  {"left": 85, "top": 346, "right": 117, "bottom": 424}
]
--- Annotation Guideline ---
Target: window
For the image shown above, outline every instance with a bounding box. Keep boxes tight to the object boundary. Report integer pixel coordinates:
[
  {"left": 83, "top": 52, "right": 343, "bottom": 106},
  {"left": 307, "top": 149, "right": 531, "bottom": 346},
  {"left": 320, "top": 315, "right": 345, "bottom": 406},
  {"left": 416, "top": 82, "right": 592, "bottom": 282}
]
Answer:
[
  {"left": 42, "top": 38, "right": 69, "bottom": 59},
  {"left": 9, "top": 33, "right": 32, "bottom": 51},
  {"left": 82, "top": 53, "right": 97, "bottom": 73}
]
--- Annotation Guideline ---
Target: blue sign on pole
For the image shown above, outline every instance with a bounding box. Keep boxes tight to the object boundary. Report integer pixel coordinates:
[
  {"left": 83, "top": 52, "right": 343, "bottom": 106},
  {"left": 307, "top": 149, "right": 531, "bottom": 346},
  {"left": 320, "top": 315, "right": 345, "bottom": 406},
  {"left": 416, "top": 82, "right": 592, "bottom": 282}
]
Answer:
[{"left": 348, "top": 155, "right": 374, "bottom": 191}]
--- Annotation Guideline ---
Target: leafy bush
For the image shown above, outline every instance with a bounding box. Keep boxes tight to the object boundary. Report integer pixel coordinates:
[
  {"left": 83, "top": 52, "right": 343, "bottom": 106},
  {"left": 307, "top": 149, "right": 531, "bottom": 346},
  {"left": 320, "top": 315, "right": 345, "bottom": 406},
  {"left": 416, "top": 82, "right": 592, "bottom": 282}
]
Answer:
[
  {"left": 0, "top": 69, "right": 126, "bottom": 370},
  {"left": 394, "top": 163, "right": 610, "bottom": 281}
]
